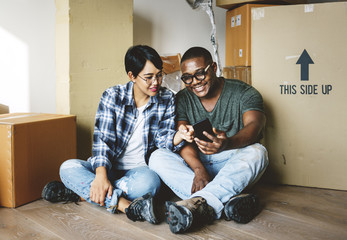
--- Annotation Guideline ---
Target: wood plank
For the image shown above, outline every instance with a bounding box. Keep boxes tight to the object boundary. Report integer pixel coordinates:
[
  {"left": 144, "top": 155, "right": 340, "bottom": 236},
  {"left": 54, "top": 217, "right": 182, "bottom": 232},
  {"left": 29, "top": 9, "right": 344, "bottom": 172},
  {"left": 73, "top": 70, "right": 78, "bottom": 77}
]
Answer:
[
  {"left": 82, "top": 201, "right": 188, "bottom": 240},
  {"left": 16, "top": 200, "right": 162, "bottom": 240},
  {"left": 188, "top": 220, "right": 264, "bottom": 240},
  {"left": 219, "top": 209, "right": 347, "bottom": 240},
  {"left": 82, "top": 200, "right": 261, "bottom": 240},
  {"left": 4, "top": 184, "right": 346, "bottom": 240},
  {"left": 0, "top": 207, "right": 61, "bottom": 240},
  {"left": 252, "top": 184, "right": 347, "bottom": 235}
]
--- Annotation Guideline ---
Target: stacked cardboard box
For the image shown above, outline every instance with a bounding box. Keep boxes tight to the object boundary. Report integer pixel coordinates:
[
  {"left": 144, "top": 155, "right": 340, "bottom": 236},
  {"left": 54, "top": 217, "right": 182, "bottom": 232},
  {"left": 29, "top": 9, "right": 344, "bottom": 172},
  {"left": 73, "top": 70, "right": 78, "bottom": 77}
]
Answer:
[
  {"left": 224, "top": 4, "right": 274, "bottom": 84},
  {"left": 0, "top": 113, "right": 77, "bottom": 207},
  {"left": 223, "top": 66, "right": 251, "bottom": 85}
]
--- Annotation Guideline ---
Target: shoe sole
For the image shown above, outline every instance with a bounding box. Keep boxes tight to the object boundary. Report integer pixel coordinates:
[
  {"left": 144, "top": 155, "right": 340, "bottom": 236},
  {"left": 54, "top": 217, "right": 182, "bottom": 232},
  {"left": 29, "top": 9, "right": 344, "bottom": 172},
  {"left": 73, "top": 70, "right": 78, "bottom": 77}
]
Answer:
[
  {"left": 225, "top": 194, "right": 259, "bottom": 223},
  {"left": 165, "top": 201, "right": 192, "bottom": 234}
]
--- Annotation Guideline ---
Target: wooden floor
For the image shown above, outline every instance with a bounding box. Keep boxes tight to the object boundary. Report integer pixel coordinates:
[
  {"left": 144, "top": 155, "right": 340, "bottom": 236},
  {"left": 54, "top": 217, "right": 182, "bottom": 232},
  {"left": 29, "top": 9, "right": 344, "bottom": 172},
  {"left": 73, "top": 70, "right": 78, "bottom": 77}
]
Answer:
[{"left": 1, "top": 183, "right": 347, "bottom": 240}]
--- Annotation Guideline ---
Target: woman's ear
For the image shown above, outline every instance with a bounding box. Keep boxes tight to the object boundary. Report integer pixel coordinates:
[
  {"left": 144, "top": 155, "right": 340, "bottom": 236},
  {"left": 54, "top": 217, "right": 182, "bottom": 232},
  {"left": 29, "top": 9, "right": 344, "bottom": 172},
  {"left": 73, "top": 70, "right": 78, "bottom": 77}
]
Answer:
[{"left": 128, "top": 71, "right": 136, "bottom": 82}]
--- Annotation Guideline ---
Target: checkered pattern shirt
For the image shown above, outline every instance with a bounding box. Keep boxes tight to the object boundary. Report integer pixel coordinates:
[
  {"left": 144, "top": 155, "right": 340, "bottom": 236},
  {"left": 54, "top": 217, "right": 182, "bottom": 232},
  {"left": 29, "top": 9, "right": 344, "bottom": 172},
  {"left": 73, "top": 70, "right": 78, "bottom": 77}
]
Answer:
[{"left": 87, "top": 81, "right": 183, "bottom": 172}]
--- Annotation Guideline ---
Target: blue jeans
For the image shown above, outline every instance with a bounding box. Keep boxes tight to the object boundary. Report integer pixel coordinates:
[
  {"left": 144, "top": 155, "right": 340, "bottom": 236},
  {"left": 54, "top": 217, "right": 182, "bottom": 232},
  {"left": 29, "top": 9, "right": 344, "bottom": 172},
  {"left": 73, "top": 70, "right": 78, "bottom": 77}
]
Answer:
[
  {"left": 59, "top": 159, "right": 161, "bottom": 213},
  {"left": 149, "top": 143, "right": 269, "bottom": 219}
]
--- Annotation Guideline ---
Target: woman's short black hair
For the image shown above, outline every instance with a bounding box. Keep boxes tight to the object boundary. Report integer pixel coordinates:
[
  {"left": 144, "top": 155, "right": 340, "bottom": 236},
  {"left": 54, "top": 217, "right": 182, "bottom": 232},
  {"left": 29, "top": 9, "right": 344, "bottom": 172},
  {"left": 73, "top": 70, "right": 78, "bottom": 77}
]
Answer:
[
  {"left": 181, "top": 46, "right": 213, "bottom": 65},
  {"left": 124, "top": 45, "right": 163, "bottom": 77}
]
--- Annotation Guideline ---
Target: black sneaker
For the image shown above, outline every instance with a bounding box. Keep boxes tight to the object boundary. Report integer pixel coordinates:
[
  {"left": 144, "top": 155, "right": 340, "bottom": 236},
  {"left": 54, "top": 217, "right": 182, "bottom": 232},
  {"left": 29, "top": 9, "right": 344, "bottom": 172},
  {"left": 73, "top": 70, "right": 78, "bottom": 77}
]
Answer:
[
  {"left": 41, "top": 181, "right": 80, "bottom": 203},
  {"left": 125, "top": 192, "right": 158, "bottom": 224},
  {"left": 165, "top": 197, "right": 215, "bottom": 234},
  {"left": 224, "top": 193, "right": 259, "bottom": 223}
]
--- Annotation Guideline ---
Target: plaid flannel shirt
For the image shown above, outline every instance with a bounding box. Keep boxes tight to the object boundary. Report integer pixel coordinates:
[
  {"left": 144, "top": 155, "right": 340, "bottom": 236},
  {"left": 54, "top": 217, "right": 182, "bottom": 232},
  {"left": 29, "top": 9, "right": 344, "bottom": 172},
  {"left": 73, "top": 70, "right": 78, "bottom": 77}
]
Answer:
[{"left": 87, "top": 81, "right": 183, "bottom": 172}]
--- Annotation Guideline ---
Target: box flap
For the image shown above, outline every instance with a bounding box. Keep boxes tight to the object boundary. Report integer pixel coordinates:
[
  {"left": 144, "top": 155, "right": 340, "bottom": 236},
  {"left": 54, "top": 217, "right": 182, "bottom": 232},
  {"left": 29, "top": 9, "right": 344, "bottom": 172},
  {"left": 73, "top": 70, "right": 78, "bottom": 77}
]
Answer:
[{"left": 0, "top": 113, "right": 75, "bottom": 125}]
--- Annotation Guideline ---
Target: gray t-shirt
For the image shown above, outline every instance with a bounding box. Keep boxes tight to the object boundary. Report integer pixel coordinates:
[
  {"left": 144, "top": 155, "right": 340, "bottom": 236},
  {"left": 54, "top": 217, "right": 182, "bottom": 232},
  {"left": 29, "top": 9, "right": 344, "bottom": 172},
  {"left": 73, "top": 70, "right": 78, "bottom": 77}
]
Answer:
[{"left": 176, "top": 78, "right": 264, "bottom": 138}]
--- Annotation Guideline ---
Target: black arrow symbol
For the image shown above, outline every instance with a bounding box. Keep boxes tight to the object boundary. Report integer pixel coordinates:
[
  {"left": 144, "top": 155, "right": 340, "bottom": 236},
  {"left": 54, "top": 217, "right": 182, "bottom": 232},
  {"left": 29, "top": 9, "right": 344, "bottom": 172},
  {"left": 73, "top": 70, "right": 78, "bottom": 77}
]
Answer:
[{"left": 296, "top": 49, "right": 314, "bottom": 81}]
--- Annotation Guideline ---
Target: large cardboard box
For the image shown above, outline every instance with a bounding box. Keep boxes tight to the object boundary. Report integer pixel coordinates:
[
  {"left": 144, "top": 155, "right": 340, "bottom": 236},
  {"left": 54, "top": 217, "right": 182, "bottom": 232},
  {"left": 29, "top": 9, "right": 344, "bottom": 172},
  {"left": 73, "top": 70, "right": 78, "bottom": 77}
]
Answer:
[
  {"left": 252, "top": 2, "right": 347, "bottom": 190},
  {"left": 225, "top": 4, "right": 273, "bottom": 66},
  {"left": 0, "top": 113, "right": 77, "bottom": 207}
]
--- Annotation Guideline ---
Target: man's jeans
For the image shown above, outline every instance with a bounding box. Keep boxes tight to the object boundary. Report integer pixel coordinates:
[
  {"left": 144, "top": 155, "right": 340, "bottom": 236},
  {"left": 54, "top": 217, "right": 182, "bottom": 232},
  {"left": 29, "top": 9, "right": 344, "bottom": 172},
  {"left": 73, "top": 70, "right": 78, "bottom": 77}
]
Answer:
[
  {"left": 149, "top": 143, "right": 269, "bottom": 219},
  {"left": 59, "top": 159, "right": 161, "bottom": 213}
]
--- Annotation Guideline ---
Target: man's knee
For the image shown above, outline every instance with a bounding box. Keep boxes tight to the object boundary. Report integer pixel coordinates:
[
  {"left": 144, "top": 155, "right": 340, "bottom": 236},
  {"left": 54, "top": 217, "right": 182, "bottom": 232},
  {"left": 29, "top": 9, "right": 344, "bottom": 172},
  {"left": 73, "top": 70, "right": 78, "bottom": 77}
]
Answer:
[
  {"left": 245, "top": 144, "right": 268, "bottom": 165},
  {"left": 243, "top": 144, "right": 269, "bottom": 180},
  {"left": 253, "top": 144, "right": 269, "bottom": 167},
  {"left": 148, "top": 148, "right": 171, "bottom": 170}
]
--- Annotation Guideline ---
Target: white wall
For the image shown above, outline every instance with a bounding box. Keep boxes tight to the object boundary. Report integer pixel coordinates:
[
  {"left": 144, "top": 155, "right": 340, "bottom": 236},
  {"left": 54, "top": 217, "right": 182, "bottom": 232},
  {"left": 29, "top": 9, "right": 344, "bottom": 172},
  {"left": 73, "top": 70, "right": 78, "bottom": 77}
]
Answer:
[
  {"left": 0, "top": 0, "right": 226, "bottom": 114},
  {"left": 134, "top": 0, "right": 226, "bottom": 69},
  {"left": 0, "top": 0, "right": 56, "bottom": 113}
]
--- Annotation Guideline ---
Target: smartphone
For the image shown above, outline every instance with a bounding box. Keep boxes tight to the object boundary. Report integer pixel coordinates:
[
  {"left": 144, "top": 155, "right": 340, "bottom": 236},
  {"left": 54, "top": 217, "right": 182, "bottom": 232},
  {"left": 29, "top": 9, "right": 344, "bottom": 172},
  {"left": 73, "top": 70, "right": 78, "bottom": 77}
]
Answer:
[{"left": 193, "top": 118, "right": 214, "bottom": 142}]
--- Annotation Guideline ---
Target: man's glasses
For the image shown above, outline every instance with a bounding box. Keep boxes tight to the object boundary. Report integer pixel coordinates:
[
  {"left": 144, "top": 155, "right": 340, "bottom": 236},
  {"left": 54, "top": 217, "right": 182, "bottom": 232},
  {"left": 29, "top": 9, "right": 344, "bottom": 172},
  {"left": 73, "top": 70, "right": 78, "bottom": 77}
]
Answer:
[
  {"left": 138, "top": 71, "right": 166, "bottom": 85},
  {"left": 180, "top": 64, "right": 211, "bottom": 85}
]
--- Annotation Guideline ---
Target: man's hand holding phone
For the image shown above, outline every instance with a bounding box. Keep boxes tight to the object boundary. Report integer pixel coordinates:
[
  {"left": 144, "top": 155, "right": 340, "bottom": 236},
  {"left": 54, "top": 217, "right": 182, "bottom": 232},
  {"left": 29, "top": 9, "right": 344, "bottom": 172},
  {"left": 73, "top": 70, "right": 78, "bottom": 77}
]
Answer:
[
  {"left": 193, "top": 118, "right": 228, "bottom": 155},
  {"left": 192, "top": 118, "right": 214, "bottom": 142}
]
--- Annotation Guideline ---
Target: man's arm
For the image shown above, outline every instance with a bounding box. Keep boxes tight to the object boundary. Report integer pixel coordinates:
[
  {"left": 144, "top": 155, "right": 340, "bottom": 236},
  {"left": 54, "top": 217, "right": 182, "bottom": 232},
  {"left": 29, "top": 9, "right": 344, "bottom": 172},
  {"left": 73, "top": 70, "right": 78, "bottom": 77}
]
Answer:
[
  {"left": 195, "top": 110, "right": 266, "bottom": 154},
  {"left": 178, "top": 120, "right": 211, "bottom": 194},
  {"left": 225, "top": 110, "right": 266, "bottom": 149}
]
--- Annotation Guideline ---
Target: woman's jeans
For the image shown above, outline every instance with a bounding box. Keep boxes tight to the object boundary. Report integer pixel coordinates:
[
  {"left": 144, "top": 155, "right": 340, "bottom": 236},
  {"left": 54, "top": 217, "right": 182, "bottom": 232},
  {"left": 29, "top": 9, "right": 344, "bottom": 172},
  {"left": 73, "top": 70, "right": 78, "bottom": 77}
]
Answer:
[
  {"left": 149, "top": 143, "right": 269, "bottom": 219},
  {"left": 59, "top": 159, "right": 161, "bottom": 213}
]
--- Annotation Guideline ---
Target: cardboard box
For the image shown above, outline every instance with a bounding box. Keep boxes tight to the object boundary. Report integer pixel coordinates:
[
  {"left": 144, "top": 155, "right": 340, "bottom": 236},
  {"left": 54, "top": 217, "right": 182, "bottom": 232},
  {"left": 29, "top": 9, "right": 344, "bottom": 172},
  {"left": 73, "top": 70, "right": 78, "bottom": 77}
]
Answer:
[
  {"left": 223, "top": 66, "right": 252, "bottom": 85},
  {"left": 252, "top": 2, "right": 347, "bottom": 190},
  {"left": 0, "top": 113, "right": 77, "bottom": 207},
  {"left": 0, "top": 104, "right": 9, "bottom": 114},
  {"left": 161, "top": 54, "right": 184, "bottom": 94},
  {"left": 217, "top": 0, "right": 308, "bottom": 10},
  {"left": 225, "top": 4, "right": 273, "bottom": 66}
]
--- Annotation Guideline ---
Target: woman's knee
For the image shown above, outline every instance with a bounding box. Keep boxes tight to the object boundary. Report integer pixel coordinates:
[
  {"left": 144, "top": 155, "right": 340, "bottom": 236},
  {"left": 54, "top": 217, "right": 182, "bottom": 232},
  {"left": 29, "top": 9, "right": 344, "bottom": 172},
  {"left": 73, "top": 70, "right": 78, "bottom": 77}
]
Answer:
[
  {"left": 59, "top": 159, "right": 89, "bottom": 179},
  {"left": 125, "top": 168, "right": 161, "bottom": 200}
]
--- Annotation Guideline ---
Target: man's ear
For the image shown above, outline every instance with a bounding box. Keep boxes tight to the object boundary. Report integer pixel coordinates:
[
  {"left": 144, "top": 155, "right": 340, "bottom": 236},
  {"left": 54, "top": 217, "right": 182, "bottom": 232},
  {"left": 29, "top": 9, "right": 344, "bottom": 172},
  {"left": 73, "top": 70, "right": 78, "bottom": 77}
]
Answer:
[
  {"left": 211, "top": 62, "right": 218, "bottom": 73},
  {"left": 128, "top": 71, "right": 135, "bottom": 82}
]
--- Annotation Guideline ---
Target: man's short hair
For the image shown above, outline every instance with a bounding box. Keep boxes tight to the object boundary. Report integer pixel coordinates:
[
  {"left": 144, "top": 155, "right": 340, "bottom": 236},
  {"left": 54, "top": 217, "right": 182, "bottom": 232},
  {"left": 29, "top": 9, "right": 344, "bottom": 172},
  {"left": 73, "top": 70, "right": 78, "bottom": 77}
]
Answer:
[
  {"left": 125, "top": 45, "right": 163, "bottom": 77},
  {"left": 181, "top": 47, "right": 213, "bottom": 65}
]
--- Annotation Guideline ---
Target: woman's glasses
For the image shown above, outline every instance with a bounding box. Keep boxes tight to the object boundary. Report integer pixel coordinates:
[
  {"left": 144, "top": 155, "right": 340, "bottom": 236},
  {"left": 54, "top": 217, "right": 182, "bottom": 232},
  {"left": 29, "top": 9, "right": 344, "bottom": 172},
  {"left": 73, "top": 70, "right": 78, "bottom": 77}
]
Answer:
[{"left": 138, "top": 71, "right": 166, "bottom": 85}]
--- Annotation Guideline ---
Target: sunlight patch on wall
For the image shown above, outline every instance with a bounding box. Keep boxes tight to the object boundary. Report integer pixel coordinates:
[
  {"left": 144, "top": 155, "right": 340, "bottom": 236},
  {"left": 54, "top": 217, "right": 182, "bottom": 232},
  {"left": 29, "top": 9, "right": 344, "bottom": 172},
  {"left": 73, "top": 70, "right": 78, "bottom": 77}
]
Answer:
[{"left": 0, "top": 26, "right": 29, "bottom": 112}]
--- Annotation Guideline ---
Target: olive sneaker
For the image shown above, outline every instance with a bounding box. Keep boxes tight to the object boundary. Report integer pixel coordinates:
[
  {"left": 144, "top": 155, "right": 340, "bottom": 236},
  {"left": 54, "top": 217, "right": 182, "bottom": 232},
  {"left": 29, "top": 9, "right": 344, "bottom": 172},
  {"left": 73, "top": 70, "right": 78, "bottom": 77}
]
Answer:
[
  {"left": 224, "top": 193, "right": 259, "bottom": 223},
  {"left": 125, "top": 192, "right": 158, "bottom": 224},
  {"left": 41, "top": 181, "right": 80, "bottom": 203},
  {"left": 165, "top": 197, "right": 215, "bottom": 234}
]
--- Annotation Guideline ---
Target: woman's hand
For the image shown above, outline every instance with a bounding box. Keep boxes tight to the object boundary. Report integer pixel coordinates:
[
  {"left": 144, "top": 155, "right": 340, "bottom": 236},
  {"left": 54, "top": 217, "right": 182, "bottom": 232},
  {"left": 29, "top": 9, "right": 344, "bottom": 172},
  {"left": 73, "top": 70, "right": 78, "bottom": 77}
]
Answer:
[
  {"left": 90, "top": 167, "right": 113, "bottom": 206},
  {"left": 177, "top": 124, "right": 195, "bottom": 143}
]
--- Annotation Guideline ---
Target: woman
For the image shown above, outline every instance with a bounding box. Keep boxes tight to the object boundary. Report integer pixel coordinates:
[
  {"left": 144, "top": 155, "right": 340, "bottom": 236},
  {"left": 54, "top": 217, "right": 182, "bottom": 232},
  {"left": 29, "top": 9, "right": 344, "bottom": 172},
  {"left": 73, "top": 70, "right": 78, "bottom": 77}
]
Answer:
[{"left": 42, "top": 45, "right": 187, "bottom": 224}]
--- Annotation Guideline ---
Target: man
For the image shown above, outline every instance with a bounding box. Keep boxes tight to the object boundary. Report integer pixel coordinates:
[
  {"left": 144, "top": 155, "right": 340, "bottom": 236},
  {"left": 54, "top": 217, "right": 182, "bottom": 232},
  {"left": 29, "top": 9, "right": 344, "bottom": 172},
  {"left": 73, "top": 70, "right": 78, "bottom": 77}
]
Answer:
[{"left": 149, "top": 46, "right": 269, "bottom": 233}]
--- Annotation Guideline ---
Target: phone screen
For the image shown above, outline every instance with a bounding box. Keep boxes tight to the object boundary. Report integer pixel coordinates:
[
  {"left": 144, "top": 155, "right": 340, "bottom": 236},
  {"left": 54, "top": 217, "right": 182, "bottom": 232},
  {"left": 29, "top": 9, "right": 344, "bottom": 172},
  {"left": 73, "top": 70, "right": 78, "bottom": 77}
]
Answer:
[{"left": 192, "top": 118, "right": 214, "bottom": 142}]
